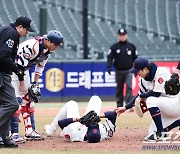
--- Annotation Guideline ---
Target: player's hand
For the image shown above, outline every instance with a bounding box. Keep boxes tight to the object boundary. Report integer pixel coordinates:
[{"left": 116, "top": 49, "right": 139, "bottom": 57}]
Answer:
[
  {"left": 115, "top": 107, "right": 126, "bottom": 116},
  {"left": 19, "top": 81, "right": 27, "bottom": 95}
]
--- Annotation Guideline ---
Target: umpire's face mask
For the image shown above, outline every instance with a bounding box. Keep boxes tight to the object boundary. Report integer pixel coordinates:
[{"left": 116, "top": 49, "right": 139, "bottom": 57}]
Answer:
[{"left": 86, "top": 123, "right": 101, "bottom": 143}]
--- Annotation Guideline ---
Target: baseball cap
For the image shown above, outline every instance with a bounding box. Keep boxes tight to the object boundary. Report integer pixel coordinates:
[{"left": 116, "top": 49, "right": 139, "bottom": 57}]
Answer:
[
  {"left": 129, "top": 57, "right": 150, "bottom": 74},
  {"left": 14, "top": 16, "right": 34, "bottom": 32},
  {"left": 87, "top": 123, "right": 101, "bottom": 143},
  {"left": 118, "top": 28, "right": 127, "bottom": 35}
]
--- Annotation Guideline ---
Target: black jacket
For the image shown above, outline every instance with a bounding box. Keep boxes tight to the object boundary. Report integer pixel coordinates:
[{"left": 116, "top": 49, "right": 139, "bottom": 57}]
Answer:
[
  {"left": 0, "top": 23, "right": 20, "bottom": 74},
  {"left": 107, "top": 40, "right": 138, "bottom": 71}
]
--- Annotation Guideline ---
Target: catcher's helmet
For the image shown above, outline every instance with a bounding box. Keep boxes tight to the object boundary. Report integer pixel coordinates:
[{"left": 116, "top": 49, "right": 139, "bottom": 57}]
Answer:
[{"left": 47, "top": 30, "right": 63, "bottom": 45}]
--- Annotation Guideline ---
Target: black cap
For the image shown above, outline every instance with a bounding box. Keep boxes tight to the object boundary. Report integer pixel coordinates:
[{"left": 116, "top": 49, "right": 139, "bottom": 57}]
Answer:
[
  {"left": 118, "top": 28, "right": 127, "bottom": 35},
  {"left": 14, "top": 16, "right": 35, "bottom": 32},
  {"left": 129, "top": 57, "right": 150, "bottom": 74},
  {"left": 87, "top": 123, "right": 101, "bottom": 143}
]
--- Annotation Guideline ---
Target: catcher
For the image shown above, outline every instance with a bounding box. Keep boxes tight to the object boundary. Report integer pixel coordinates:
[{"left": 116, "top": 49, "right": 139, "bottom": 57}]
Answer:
[
  {"left": 44, "top": 96, "right": 117, "bottom": 143},
  {"left": 10, "top": 30, "right": 64, "bottom": 143},
  {"left": 115, "top": 57, "right": 180, "bottom": 141}
]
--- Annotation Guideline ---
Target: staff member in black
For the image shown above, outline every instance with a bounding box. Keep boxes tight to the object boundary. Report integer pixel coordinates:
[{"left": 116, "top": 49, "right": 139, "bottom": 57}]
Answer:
[
  {"left": 107, "top": 28, "right": 138, "bottom": 108},
  {"left": 0, "top": 16, "right": 34, "bottom": 148}
]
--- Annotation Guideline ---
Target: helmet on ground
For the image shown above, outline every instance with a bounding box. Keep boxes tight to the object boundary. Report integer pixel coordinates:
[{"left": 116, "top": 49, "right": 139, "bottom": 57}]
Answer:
[{"left": 47, "top": 30, "right": 63, "bottom": 46}]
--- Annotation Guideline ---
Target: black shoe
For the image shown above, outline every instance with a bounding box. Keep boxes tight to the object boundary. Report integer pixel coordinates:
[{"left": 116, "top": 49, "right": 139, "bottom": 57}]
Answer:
[
  {"left": 3, "top": 137, "right": 18, "bottom": 148},
  {"left": 0, "top": 137, "right": 4, "bottom": 148},
  {"left": 144, "top": 132, "right": 167, "bottom": 141}
]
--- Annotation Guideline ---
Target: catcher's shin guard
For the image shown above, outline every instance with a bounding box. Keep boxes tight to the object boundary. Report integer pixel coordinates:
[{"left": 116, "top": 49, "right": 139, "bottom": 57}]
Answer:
[
  {"left": 21, "top": 104, "right": 33, "bottom": 135},
  {"left": 22, "top": 111, "right": 33, "bottom": 135}
]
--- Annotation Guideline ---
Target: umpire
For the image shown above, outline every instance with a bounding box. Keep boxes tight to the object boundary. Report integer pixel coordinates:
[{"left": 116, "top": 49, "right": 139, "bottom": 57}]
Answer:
[
  {"left": 0, "top": 16, "right": 34, "bottom": 148},
  {"left": 107, "top": 28, "right": 138, "bottom": 108}
]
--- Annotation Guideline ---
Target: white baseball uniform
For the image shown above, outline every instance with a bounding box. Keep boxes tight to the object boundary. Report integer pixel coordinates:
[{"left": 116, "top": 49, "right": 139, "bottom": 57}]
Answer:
[
  {"left": 11, "top": 36, "right": 52, "bottom": 134},
  {"left": 139, "top": 67, "right": 180, "bottom": 134},
  {"left": 46, "top": 96, "right": 115, "bottom": 142},
  {"left": 12, "top": 36, "right": 52, "bottom": 98}
]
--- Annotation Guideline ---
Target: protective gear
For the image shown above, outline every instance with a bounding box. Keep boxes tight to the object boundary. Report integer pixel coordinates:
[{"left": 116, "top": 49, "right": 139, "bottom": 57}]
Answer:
[
  {"left": 79, "top": 110, "right": 101, "bottom": 126},
  {"left": 164, "top": 73, "right": 180, "bottom": 95},
  {"left": 134, "top": 96, "right": 148, "bottom": 118},
  {"left": 47, "top": 30, "right": 64, "bottom": 46},
  {"left": 28, "top": 82, "right": 41, "bottom": 103}
]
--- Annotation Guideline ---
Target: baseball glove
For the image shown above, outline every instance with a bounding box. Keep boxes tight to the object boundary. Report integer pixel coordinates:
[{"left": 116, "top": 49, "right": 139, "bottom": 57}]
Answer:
[
  {"left": 164, "top": 73, "right": 180, "bottom": 95},
  {"left": 28, "top": 82, "right": 41, "bottom": 103},
  {"left": 79, "top": 110, "right": 101, "bottom": 126},
  {"left": 134, "top": 96, "right": 148, "bottom": 118}
]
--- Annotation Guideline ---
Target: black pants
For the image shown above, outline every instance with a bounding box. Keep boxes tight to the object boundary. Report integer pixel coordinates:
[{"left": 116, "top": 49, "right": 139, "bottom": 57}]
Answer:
[
  {"left": 0, "top": 73, "right": 19, "bottom": 139},
  {"left": 115, "top": 70, "right": 133, "bottom": 107}
]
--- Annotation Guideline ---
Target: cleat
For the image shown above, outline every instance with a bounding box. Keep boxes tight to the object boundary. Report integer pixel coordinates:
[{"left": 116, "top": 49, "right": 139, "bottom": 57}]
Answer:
[
  {"left": 144, "top": 132, "right": 167, "bottom": 142},
  {"left": 10, "top": 133, "right": 25, "bottom": 144},
  {"left": 24, "top": 130, "right": 45, "bottom": 141},
  {"left": 0, "top": 137, "right": 4, "bottom": 148}
]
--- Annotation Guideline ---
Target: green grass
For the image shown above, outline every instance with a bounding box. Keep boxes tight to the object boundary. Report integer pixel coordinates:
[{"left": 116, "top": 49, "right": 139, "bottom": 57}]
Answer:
[{"left": 34, "top": 101, "right": 117, "bottom": 109}]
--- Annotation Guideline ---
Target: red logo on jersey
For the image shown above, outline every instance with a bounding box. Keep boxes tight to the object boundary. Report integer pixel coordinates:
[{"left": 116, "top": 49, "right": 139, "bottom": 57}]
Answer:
[
  {"left": 158, "top": 78, "right": 164, "bottom": 84},
  {"left": 93, "top": 129, "right": 98, "bottom": 133}
]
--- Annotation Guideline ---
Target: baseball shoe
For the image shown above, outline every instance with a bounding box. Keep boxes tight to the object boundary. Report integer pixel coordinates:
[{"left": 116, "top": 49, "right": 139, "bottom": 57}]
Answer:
[
  {"left": 172, "top": 132, "right": 180, "bottom": 141},
  {"left": 44, "top": 125, "right": 54, "bottom": 136},
  {"left": 24, "top": 130, "right": 45, "bottom": 141},
  {"left": 144, "top": 132, "right": 167, "bottom": 141},
  {"left": 10, "top": 133, "right": 26, "bottom": 144},
  {"left": 0, "top": 137, "right": 4, "bottom": 148}
]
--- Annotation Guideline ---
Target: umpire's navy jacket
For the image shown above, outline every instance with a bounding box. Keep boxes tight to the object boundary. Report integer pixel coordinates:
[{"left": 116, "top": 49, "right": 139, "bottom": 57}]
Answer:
[
  {"left": 0, "top": 24, "right": 19, "bottom": 74},
  {"left": 107, "top": 40, "right": 138, "bottom": 71}
]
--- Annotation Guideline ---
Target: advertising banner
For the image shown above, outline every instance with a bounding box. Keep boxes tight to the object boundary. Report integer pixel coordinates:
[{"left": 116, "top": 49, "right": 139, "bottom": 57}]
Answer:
[{"left": 30, "top": 61, "right": 178, "bottom": 98}]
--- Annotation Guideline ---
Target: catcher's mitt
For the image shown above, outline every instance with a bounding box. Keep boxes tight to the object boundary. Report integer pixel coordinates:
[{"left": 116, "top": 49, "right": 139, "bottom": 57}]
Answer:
[
  {"left": 134, "top": 96, "right": 148, "bottom": 118},
  {"left": 164, "top": 73, "right": 180, "bottom": 95},
  {"left": 79, "top": 110, "right": 101, "bottom": 126},
  {"left": 28, "top": 82, "right": 41, "bottom": 103}
]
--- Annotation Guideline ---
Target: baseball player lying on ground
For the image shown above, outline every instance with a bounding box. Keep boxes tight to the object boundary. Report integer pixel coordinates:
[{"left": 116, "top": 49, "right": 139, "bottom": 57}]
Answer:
[
  {"left": 44, "top": 96, "right": 117, "bottom": 143},
  {"left": 115, "top": 57, "right": 180, "bottom": 141}
]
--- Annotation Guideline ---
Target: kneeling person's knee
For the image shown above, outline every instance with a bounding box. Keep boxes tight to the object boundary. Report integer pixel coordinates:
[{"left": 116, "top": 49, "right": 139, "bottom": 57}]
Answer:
[{"left": 146, "top": 97, "right": 158, "bottom": 109}]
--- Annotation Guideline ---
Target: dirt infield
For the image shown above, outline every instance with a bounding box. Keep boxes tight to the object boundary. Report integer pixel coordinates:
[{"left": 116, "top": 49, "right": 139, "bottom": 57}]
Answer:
[
  {"left": 19, "top": 107, "right": 147, "bottom": 151},
  {"left": 19, "top": 128, "right": 147, "bottom": 151}
]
